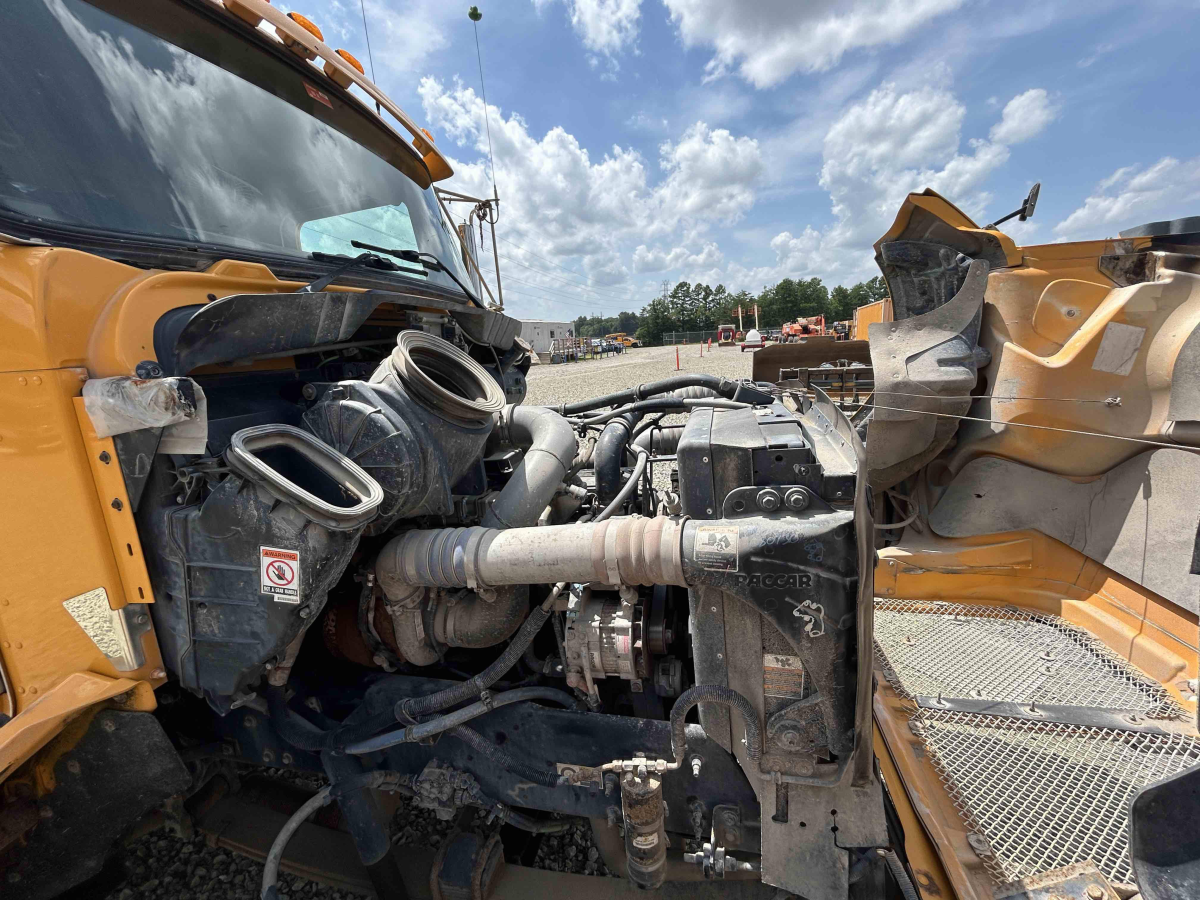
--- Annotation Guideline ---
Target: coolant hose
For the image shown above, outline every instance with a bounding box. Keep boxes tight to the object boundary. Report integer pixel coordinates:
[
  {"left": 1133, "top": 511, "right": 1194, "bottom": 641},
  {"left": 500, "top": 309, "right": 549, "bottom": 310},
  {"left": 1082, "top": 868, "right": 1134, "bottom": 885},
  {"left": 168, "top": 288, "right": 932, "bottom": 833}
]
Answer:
[
  {"left": 345, "top": 686, "right": 579, "bottom": 754},
  {"left": 631, "top": 424, "right": 684, "bottom": 455},
  {"left": 594, "top": 411, "right": 643, "bottom": 504},
  {"left": 483, "top": 404, "right": 577, "bottom": 529},
  {"left": 558, "top": 374, "right": 749, "bottom": 416},
  {"left": 595, "top": 447, "right": 648, "bottom": 521},
  {"left": 670, "top": 685, "right": 761, "bottom": 764}
]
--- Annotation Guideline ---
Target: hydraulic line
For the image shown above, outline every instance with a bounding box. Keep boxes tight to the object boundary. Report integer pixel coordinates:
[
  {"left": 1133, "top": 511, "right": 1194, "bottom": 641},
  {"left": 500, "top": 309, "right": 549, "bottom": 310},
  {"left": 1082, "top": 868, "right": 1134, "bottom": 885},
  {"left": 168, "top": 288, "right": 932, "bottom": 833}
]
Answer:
[
  {"left": 883, "top": 849, "right": 920, "bottom": 900},
  {"left": 449, "top": 724, "right": 564, "bottom": 788},
  {"left": 573, "top": 397, "right": 748, "bottom": 427},
  {"left": 398, "top": 604, "right": 554, "bottom": 719},
  {"left": 669, "top": 685, "right": 762, "bottom": 764},
  {"left": 557, "top": 374, "right": 750, "bottom": 416},
  {"left": 260, "top": 771, "right": 407, "bottom": 900},
  {"left": 346, "top": 686, "right": 578, "bottom": 755}
]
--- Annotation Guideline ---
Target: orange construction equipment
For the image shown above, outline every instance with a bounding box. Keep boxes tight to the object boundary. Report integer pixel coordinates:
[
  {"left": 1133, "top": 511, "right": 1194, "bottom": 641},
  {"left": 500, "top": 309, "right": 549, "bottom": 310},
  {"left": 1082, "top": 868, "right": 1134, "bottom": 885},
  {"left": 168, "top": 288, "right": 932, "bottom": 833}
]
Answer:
[{"left": 781, "top": 315, "right": 826, "bottom": 341}]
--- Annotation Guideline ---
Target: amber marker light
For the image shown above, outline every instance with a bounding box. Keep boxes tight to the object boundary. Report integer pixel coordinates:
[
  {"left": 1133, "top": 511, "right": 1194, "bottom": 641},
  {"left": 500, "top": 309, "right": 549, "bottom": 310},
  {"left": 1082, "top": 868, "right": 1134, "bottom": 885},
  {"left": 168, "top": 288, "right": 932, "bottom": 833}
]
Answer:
[
  {"left": 324, "top": 49, "right": 364, "bottom": 89},
  {"left": 278, "top": 12, "right": 323, "bottom": 60},
  {"left": 223, "top": 0, "right": 270, "bottom": 28}
]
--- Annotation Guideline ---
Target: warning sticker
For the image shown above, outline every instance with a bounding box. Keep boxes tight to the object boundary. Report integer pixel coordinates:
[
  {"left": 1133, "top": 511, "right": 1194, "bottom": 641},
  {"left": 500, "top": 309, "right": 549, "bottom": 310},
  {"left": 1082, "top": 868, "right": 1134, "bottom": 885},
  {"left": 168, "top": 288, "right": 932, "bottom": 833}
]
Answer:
[
  {"left": 260, "top": 547, "right": 301, "bottom": 603},
  {"left": 693, "top": 524, "right": 739, "bottom": 572},
  {"left": 763, "top": 653, "right": 807, "bottom": 699}
]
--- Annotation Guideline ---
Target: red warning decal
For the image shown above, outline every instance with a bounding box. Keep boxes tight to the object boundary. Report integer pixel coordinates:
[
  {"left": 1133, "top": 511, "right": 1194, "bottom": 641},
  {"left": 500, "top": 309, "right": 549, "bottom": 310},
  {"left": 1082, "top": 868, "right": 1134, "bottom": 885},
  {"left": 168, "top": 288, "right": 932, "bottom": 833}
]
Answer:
[{"left": 261, "top": 547, "right": 301, "bottom": 603}]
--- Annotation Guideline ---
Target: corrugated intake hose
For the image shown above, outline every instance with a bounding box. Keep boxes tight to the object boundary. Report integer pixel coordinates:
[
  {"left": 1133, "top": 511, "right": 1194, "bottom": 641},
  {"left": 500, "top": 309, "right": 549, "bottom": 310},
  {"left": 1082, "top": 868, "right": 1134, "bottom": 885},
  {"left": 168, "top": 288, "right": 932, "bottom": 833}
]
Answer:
[
  {"left": 558, "top": 374, "right": 755, "bottom": 416},
  {"left": 345, "top": 686, "right": 579, "bottom": 754},
  {"left": 376, "top": 516, "right": 686, "bottom": 598},
  {"left": 670, "top": 685, "right": 761, "bottom": 764},
  {"left": 482, "top": 404, "right": 577, "bottom": 529}
]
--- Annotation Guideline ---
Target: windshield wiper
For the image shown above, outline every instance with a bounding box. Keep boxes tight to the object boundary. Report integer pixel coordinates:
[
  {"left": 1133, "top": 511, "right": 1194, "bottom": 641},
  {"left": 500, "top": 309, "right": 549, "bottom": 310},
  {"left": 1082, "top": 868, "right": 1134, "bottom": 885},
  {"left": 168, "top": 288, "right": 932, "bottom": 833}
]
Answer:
[
  {"left": 351, "top": 239, "right": 482, "bottom": 307},
  {"left": 300, "top": 250, "right": 426, "bottom": 293}
]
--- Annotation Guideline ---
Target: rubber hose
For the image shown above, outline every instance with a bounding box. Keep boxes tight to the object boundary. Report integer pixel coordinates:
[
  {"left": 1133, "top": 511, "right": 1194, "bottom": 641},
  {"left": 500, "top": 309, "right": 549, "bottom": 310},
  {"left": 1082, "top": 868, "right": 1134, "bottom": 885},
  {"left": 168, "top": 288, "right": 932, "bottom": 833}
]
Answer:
[
  {"left": 578, "top": 398, "right": 748, "bottom": 426},
  {"left": 398, "top": 606, "right": 551, "bottom": 718},
  {"left": 670, "top": 685, "right": 761, "bottom": 764},
  {"left": 884, "top": 850, "right": 920, "bottom": 900},
  {"left": 267, "top": 688, "right": 332, "bottom": 752},
  {"left": 493, "top": 806, "right": 577, "bottom": 833},
  {"left": 260, "top": 771, "right": 405, "bottom": 900},
  {"left": 559, "top": 374, "right": 739, "bottom": 415},
  {"left": 450, "top": 724, "right": 563, "bottom": 787},
  {"left": 595, "top": 411, "right": 642, "bottom": 504},
  {"left": 347, "top": 686, "right": 579, "bottom": 755},
  {"left": 631, "top": 424, "right": 684, "bottom": 456},
  {"left": 595, "top": 447, "right": 648, "bottom": 521}
]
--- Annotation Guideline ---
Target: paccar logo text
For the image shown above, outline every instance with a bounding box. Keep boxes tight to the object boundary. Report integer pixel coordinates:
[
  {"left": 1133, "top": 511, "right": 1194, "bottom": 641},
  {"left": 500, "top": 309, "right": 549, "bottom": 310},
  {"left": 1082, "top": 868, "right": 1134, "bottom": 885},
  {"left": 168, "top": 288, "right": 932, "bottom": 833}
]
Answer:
[{"left": 734, "top": 572, "right": 812, "bottom": 589}]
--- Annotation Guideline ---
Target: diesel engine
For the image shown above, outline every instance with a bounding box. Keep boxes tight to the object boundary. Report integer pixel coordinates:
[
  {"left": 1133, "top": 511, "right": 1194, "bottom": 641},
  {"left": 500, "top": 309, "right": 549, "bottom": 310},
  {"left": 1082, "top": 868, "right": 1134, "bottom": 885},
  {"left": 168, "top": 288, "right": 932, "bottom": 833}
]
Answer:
[{"left": 121, "top": 305, "right": 885, "bottom": 898}]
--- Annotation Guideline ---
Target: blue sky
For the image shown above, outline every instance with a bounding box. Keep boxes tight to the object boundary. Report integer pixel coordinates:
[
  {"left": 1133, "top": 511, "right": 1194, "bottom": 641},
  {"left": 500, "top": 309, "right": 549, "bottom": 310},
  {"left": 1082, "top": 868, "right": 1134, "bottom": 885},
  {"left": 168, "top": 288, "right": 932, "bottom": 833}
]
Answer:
[{"left": 281, "top": 0, "right": 1200, "bottom": 320}]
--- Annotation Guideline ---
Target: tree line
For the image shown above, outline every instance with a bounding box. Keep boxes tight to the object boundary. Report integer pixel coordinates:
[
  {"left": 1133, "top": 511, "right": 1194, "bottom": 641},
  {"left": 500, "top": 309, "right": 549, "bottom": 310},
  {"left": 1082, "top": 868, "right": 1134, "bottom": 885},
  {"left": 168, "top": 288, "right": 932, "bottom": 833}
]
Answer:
[{"left": 570, "top": 275, "right": 888, "bottom": 344}]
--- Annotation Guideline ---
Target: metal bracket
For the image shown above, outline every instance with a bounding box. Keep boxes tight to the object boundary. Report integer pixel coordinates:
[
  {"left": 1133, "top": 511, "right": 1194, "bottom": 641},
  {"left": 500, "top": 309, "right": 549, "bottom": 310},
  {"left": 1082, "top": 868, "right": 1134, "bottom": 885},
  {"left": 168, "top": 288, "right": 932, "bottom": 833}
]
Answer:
[{"left": 917, "top": 695, "right": 1178, "bottom": 734}]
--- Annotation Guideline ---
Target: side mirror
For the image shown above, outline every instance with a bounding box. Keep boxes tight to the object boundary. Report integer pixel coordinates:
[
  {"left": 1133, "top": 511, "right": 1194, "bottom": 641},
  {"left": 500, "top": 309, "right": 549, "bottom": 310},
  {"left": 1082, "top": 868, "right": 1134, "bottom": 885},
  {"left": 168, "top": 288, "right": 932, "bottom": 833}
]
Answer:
[{"left": 1019, "top": 182, "right": 1040, "bottom": 221}]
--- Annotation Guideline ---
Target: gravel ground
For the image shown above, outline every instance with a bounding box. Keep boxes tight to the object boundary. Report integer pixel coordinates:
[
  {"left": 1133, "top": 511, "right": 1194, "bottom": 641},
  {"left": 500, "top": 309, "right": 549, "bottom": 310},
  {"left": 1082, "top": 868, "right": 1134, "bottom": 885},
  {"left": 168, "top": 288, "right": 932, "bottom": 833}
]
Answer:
[
  {"left": 98, "top": 343, "right": 742, "bottom": 900},
  {"left": 524, "top": 342, "right": 752, "bottom": 408}
]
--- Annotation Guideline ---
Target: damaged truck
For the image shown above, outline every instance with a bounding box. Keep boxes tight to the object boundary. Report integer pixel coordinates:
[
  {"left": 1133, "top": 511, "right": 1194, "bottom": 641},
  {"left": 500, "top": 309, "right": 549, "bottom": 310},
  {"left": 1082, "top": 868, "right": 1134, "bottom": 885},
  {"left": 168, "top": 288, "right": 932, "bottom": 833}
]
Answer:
[{"left": 1, "top": 3, "right": 1198, "bottom": 900}]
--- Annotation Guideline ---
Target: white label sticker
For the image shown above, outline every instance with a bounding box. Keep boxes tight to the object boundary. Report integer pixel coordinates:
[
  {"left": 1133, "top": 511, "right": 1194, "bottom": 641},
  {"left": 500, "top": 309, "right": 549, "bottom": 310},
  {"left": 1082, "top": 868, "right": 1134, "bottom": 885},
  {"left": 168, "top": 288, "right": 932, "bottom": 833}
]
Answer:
[
  {"left": 260, "top": 547, "right": 301, "bottom": 603},
  {"left": 694, "top": 524, "right": 739, "bottom": 571},
  {"left": 1092, "top": 322, "right": 1145, "bottom": 376}
]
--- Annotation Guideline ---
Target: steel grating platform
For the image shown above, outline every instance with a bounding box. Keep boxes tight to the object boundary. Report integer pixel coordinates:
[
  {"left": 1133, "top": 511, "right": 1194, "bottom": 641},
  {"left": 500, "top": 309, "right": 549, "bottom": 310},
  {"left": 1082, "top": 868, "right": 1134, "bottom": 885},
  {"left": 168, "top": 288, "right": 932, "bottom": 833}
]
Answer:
[{"left": 874, "top": 599, "right": 1199, "bottom": 885}]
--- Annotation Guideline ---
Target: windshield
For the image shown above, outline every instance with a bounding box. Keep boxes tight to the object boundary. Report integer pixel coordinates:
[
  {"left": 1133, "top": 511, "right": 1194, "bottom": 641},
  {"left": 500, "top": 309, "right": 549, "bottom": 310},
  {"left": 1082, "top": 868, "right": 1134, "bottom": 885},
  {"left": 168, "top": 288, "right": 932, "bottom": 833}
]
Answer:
[{"left": 0, "top": 0, "right": 472, "bottom": 293}]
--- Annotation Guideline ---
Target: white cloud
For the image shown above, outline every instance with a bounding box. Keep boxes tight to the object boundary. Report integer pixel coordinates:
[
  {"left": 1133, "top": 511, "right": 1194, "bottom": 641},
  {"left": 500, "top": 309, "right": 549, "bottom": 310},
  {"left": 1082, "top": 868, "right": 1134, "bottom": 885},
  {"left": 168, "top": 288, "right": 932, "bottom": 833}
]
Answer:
[
  {"left": 663, "top": 0, "right": 965, "bottom": 88},
  {"left": 989, "top": 88, "right": 1059, "bottom": 145},
  {"left": 417, "top": 77, "right": 762, "bottom": 315},
  {"left": 632, "top": 242, "right": 723, "bottom": 273},
  {"left": 1054, "top": 156, "right": 1200, "bottom": 240},
  {"left": 718, "top": 83, "right": 1050, "bottom": 290},
  {"left": 535, "top": 0, "right": 642, "bottom": 56}
]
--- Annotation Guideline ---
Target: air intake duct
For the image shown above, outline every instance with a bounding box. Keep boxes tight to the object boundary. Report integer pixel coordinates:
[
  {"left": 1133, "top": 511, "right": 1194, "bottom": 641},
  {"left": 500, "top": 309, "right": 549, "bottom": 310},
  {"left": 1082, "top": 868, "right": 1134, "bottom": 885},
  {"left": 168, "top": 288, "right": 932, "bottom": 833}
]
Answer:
[{"left": 304, "top": 331, "right": 507, "bottom": 524}]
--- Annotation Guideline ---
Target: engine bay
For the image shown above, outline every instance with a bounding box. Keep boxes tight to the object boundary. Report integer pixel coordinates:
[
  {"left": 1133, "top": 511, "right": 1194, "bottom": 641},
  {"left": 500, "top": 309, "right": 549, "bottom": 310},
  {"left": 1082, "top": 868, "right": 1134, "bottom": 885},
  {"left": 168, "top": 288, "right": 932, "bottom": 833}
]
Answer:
[{"left": 116, "top": 291, "right": 889, "bottom": 897}]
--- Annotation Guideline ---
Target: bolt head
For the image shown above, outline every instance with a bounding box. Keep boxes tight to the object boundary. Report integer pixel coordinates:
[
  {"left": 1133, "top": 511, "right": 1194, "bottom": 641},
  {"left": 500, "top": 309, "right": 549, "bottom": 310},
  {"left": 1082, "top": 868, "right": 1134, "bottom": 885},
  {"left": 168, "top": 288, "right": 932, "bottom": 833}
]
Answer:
[
  {"left": 1086, "top": 886, "right": 1104, "bottom": 900},
  {"left": 98, "top": 451, "right": 111, "bottom": 464},
  {"left": 756, "top": 488, "right": 781, "bottom": 511},
  {"left": 783, "top": 487, "right": 809, "bottom": 511}
]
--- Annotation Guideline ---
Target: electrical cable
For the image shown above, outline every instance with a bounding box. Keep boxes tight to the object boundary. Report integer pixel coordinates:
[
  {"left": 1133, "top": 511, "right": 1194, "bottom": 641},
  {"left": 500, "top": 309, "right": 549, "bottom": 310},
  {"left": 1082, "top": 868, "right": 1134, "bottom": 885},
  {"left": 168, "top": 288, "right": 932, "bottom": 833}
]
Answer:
[{"left": 867, "top": 402, "right": 1198, "bottom": 452}]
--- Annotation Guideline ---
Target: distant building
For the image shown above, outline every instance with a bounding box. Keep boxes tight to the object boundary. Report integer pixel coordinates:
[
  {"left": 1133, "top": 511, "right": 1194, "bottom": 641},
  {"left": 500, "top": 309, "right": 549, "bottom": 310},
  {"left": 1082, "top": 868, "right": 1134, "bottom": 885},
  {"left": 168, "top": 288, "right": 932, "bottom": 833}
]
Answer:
[{"left": 520, "top": 320, "right": 574, "bottom": 354}]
